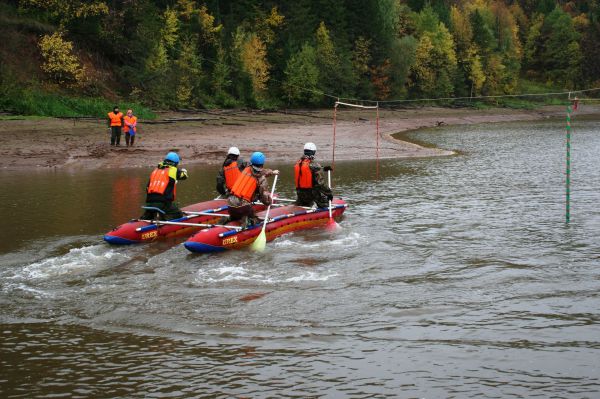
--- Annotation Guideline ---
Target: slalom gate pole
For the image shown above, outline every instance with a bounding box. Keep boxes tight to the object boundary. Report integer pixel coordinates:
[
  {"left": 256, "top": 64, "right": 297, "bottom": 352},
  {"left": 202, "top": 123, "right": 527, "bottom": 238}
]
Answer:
[
  {"left": 376, "top": 102, "right": 380, "bottom": 180},
  {"left": 566, "top": 104, "right": 572, "bottom": 224},
  {"left": 565, "top": 96, "right": 579, "bottom": 224},
  {"left": 332, "top": 101, "right": 338, "bottom": 171}
]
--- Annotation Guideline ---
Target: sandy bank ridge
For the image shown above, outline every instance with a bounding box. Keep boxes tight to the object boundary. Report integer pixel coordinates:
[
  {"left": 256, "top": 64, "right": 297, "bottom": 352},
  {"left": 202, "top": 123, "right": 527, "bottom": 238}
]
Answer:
[{"left": 0, "top": 105, "right": 597, "bottom": 170}]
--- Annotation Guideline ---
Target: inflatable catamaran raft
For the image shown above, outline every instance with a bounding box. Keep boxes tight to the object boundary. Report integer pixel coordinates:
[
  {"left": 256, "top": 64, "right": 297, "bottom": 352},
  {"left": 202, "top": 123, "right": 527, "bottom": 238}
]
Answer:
[
  {"left": 184, "top": 198, "right": 347, "bottom": 253},
  {"left": 103, "top": 199, "right": 266, "bottom": 245},
  {"left": 103, "top": 198, "right": 347, "bottom": 251}
]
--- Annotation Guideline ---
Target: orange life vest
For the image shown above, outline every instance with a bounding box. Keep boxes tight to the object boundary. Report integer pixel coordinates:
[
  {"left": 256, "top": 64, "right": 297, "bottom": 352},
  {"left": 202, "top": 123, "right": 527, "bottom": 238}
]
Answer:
[
  {"left": 108, "top": 111, "right": 123, "bottom": 127},
  {"left": 123, "top": 115, "right": 137, "bottom": 133},
  {"left": 223, "top": 161, "right": 241, "bottom": 191},
  {"left": 147, "top": 167, "right": 175, "bottom": 198},
  {"left": 230, "top": 167, "right": 258, "bottom": 202},
  {"left": 294, "top": 158, "right": 313, "bottom": 189}
]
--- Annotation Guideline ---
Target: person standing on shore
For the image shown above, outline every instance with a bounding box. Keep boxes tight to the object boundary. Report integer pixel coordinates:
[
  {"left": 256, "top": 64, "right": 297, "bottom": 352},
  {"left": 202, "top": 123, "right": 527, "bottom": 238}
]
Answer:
[
  {"left": 227, "top": 152, "right": 279, "bottom": 228},
  {"left": 216, "top": 146, "right": 247, "bottom": 196},
  {"left": 294, "top": 142, "right": 333, "bottom": 208},
  {"left": 123, "top": 109, "right": 137, "bottom": 147},
  {"left": 107, "top": 106, "right": 124, "bottom": 146},
  {"left": 140, "top": 152, "right": 188, "bottom": 220}
]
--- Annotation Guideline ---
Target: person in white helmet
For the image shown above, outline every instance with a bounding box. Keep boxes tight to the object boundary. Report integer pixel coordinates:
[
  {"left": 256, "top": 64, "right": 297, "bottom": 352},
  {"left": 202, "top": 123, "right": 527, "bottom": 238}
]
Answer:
[
  {"left": 216, "top": 146, "right": 248, "bottom": 196},
  {"left": 294, "top": 142, "right": 333, "bottom": 208}
]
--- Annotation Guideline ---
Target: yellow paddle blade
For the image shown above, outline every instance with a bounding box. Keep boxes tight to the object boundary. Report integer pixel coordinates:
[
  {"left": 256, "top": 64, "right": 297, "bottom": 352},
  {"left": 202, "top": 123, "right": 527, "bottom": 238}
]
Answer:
[{"left": 251, "top": 230, "right": 267, "bottom": 252}]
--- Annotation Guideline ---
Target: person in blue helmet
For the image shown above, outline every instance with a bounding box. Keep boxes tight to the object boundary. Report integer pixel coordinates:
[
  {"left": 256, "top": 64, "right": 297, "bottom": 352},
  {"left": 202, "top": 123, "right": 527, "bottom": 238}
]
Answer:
[
  {"left": 140, "top": 152, "right": 188, "bottom": 220},
  {"left": 227, "top": 151, "right": 279, "bottom": 228}
]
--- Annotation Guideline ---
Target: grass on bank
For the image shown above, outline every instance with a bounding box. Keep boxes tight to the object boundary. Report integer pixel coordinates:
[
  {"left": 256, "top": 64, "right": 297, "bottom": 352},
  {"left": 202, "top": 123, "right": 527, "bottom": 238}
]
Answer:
[{"left": 0, "top": 89, "right": 156, "bottom": 119}]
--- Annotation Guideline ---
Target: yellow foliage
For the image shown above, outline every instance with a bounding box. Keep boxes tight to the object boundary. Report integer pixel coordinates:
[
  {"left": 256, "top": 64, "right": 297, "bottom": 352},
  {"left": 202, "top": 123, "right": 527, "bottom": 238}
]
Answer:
[
  {"left": 573, "top": 13, "right": 590, "bottom": 31},
  {"left": 145, "top": 41, "right": 168, "bottom": 73},
  {"left": 177, "top": 75, "right": 193, "bottom": 104},
  {"left": 412, "top": 35, "right": 435, "bottom": 92},
  {"left": 449, "top": 5, "right": 472, "bottom": 50},
  {"left": 161, "top": 7, "right": 179, "bottom": 50},
  {"left": 240, "top": 34, "right": 270, "bottom": 95},
  {"left": 20, "top": 0, "right": 108, "bottom": 22},
  {"left": 255, "top": 6, "right": 285, "bottom": 44},
  {"left": 483, "top": 54, "right": 506, "bottom": 94},
  {"left": 466, "top": 47, "right": 486, "bottom": 94},
  {"left": 38, "top": 31, "right": 85, "bottom": 84},
  {"left": 352, "top": 36, "right": 371, "bottom": 75},
  {"left": 198, "top": 5, "right": 223, "bottom": 44},
  {"left": 265, "top": 6, "right": 285, "bottom": 28},
  {"left": 176, "top": 0, "right": 196, "bottom": 20},
  {"left": 316, "top": 21, "right": 337, "bottom": 69}
]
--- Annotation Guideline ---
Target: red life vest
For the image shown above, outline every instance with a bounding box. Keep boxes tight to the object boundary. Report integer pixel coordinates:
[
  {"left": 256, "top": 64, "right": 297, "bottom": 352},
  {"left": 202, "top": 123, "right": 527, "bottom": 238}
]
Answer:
[
  {"left": 108, "top": 112, "right": 123, "bottom": 127},
  {"left": 147, "top": 167, "right": 176, "bottom": 199},
  {"left": 123, "top": 115, "right": 137, "bottom": 133},
  {"left": 223, "top": 161, "right": 241, "bottom": 191},
  {"left": 230, "top": 167, "right": 258, "bottom": 202},
  {"left": 294, "top": 158, "right": 313, "bottom": 189}
]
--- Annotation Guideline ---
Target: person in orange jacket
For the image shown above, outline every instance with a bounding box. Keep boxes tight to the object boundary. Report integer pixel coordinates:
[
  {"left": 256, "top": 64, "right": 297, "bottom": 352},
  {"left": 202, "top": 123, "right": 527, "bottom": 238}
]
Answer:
[
  {"left": 227, "top": 152, "right": 279, "bottom": 228},
  {"left": 123, "top": 109, "right": 137, "bottom": 147},
  {"left": 294, "top": 142, "right": 333, "bottom": 208},
  {"left": 107, "top": 106, "right": 124, "bottom": 146},
  {"left": 216, "top": 146, "right": 247, "bottom": 196},
  {"left": 140, "top": 152, "right": 189, "bottom": 220}
]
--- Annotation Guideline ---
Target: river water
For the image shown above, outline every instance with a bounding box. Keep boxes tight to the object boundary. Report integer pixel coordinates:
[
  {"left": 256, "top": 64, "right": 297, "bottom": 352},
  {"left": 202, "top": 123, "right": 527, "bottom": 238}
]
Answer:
[{"left": 1, "top": 118, "right": 600, "bottom": 398}]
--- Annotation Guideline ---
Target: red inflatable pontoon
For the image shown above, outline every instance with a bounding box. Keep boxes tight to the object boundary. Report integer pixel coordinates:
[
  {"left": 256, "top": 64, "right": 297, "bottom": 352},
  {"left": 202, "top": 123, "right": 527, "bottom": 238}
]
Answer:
[
  {"left": 184, "top": 199, "right": 348, "bottom": 253},
  {"left": 103, "top": 199, "right": 266, "bottom": 245}
]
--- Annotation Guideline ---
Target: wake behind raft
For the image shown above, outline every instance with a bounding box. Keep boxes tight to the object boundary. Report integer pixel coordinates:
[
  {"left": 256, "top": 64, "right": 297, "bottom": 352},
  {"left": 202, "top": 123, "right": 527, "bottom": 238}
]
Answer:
[{"left": 184, "top": 198, "right": 347, "bottom": 253}]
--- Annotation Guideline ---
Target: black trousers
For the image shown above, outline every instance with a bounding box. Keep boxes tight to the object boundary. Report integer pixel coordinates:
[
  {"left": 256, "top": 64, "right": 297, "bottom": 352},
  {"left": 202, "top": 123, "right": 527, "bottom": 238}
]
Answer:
[
  {"left": 110, "top": 127, "right": 122, "bottom": 145},
  {"left": 125, "top": 132, "right": 135, "bottom": 146}
]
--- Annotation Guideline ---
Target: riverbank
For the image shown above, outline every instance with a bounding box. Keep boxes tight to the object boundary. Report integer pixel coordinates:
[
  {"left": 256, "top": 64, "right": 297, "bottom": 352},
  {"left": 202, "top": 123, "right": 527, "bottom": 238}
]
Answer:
[{"left": 0, "top": 105, "right": 597, "bottom": 170}]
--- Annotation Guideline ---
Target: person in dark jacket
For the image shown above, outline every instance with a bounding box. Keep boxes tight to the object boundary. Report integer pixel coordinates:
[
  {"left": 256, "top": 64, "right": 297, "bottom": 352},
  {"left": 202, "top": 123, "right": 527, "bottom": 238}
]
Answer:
[
  {"left": 140, "top": 152, "right": 188, "bottom": 220},
  {"left": 216, "top": 146, "right": 247, "bottom": 196},
  {"left": 294, "top": 142, "right": 333, "bottom": 208}
]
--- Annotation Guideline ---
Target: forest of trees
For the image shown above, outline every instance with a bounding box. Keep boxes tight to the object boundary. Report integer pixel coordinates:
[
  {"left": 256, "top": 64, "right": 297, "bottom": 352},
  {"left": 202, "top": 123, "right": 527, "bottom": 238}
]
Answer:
[{"left": 2, "top": 0, "right": 600, "bottom": 111}]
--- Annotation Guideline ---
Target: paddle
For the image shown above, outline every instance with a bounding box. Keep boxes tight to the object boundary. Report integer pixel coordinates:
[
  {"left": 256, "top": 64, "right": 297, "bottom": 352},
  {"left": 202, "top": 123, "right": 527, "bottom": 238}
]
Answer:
[
  {"left": 326, "top": 169, "right": 340, "bottom": 231},
  {"left": 251, "top": 174, "right": 278, "bottom": 252}
]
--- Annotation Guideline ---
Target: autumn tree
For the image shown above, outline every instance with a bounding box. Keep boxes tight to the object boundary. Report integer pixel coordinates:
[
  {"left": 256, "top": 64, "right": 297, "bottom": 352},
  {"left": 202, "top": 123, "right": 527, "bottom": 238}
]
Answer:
[
  {"left": 315, "top": 22, "right": 339, "bottom": 94},
  {"left": 409, "top": 7, "right": 457, "bottom": 98},
  {"left": 351, "top": 36, "right": 373, "bottom": 97},
  {"left": 450, "top": 5, "right": 484, "bottom": 96},
  {"left": 19, "top": 0, "right": 108, "bottom": 24},
  {"left": 38, "top": 31, "right": 85, "bottom": 84}
]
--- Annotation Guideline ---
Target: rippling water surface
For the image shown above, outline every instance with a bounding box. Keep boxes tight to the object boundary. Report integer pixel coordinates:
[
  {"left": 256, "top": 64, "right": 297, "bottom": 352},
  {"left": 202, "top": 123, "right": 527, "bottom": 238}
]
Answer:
[{"left": 1, "top": 118, "right": 600, "bottom": 398}]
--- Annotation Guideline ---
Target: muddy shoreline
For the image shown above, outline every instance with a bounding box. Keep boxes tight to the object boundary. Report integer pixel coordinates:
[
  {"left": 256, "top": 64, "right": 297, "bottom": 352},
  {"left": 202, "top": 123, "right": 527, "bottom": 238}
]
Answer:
[{"left": 0, "top": 105, "right": 597, "bottom": 170}]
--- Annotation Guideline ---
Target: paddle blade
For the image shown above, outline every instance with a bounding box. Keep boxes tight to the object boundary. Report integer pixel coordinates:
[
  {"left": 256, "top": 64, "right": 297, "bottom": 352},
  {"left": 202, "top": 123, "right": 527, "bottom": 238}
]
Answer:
[
  {"left": 251, "top": 230, "right": 267, "bottom": 252},
  {"left": 326, "top": 217, "right": 341, "bottom": 232}
]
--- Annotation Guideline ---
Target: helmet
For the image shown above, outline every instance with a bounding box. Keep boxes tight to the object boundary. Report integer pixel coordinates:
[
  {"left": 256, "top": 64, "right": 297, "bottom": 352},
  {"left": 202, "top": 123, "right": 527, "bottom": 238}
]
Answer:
[
  {"left": 164, "top": 151, "right": 180, "bottom": 165},
  {"left": 250, "top": 151, "right": 265, "bottom": 166},
  {"left": 304, "top": 142, "right": 317, "bottom": 152},
  {"left": 227, "top": 147, "right": 240, "bottom": 156},
  {"left": 304, "top": 142, "right": 316, "bottom": 156}
]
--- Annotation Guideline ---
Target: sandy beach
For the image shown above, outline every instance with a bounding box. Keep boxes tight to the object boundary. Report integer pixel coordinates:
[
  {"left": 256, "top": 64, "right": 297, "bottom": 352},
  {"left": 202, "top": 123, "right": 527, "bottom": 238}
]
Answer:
[{"left": 0, "top": 105, "right": 596, "bottom": 170}]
